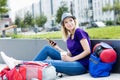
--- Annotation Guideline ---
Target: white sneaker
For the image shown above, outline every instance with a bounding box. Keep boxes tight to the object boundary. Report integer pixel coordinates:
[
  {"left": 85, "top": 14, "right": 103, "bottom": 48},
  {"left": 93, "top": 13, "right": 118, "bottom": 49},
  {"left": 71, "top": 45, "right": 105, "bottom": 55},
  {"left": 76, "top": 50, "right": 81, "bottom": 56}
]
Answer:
[{"left": 0, "top": 51, "right": 19, "bottom": 69}]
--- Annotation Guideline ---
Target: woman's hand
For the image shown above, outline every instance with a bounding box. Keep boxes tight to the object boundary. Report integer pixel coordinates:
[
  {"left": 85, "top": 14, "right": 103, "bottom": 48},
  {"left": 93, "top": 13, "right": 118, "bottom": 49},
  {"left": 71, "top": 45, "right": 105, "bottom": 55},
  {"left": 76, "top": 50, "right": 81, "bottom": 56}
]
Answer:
[
  {"left": 49, "top": 40, "right": 57, "bottom": 46},
  {"left": 61, "top": 55, "right": 74, "bottom": 62},
  {"left": 46, "top": 38, "right": 57, "bottom": 47}
]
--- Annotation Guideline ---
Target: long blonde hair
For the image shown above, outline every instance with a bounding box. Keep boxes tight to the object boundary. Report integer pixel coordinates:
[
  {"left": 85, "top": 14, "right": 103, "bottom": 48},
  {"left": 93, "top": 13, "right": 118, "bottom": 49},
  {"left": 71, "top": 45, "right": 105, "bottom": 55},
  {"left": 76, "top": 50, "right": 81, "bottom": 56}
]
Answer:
[{"left": 61, "top": 19, "right": 78, "bottom": 41}]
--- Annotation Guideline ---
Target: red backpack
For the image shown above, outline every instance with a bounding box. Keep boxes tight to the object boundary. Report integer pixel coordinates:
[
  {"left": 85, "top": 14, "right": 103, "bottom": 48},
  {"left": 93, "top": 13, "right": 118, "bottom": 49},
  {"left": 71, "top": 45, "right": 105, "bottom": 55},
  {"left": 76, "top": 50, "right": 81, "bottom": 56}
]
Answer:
[{"left": 0, "top": 61, "right": 48, "bottom": 80}]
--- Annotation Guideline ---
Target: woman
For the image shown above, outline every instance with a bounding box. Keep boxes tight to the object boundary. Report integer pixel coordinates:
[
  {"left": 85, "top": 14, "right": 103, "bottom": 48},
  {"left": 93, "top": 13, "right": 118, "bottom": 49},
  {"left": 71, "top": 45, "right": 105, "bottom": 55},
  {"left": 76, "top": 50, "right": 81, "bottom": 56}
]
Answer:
[{"left": 0, "top": 12, "right": 91, "bottom": 75}]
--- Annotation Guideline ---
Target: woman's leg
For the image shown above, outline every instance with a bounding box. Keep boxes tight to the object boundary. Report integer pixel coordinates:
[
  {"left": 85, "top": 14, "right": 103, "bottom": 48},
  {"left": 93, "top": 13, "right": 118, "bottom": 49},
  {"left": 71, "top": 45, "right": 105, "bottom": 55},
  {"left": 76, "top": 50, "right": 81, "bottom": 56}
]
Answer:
[
  {"left": 33, "top": 45, "right": 61, "bottom": 61},
  {"left": 43, "top": 60, "right": 87, "bottom": 75},
  {"left": 0, "top": 51, "right": 22, "bottom": 69}
]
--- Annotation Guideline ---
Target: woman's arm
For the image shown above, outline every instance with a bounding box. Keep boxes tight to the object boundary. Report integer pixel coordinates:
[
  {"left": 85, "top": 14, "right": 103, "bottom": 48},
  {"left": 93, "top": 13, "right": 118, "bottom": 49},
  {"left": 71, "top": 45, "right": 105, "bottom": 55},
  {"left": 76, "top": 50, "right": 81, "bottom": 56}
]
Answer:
[
  {"left": 66, "top": 49, "right": 72, "bottom": 56},
  {"left": 72, "top": 38, "right": 91, "bottom": 61},
  {"left": 61, "top": 38, "right": 91, "bottom": 62},
  {"left": 54, "top": 45, "right": 72, "bottom": 57}
]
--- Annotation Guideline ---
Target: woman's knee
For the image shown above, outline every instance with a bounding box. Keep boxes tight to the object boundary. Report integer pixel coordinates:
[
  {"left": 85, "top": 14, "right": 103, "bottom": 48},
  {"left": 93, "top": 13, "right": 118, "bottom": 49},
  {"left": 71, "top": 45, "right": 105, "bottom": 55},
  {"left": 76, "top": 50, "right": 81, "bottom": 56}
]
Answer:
[{"left": 43, "top": 45, "right": 52, "bottom": 50}]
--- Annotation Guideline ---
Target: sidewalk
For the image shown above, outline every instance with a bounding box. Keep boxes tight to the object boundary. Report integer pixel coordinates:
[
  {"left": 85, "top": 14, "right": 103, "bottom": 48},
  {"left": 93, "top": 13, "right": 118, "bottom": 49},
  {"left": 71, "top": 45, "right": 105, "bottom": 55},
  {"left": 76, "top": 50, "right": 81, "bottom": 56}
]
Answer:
[
  {"left": 57, "top": 73, "right": 120, "bottom": 80},
  {"left": 0, "top": 64, "right": 120, "bottom": 80}
]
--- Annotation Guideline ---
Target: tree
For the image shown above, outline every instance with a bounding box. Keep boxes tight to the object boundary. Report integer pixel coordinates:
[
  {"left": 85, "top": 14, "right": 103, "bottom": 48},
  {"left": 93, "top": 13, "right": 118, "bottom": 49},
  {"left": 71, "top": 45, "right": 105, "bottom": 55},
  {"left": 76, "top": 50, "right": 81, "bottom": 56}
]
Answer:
[
  {"left": 117, "top": 15, "right": 120, "bottom": 25},
  {"left": 14, "top": 14, "right": 24, "bottom": 29},
  {"left": 23, "top": 11, "right": 34, "bottom": 28},
  {"left": 35, "top": 13, "right": 47, "bottom": 28},
  {"left": 102, "top": 4, "right": 113, "bottom": 11},
  {"left": 102, "top": 0, "right": 120, "bottom": 25},
  {"left": 55, "top": 1, "right": 69, "bottom": 24},
  {"left": 0, "top": 0, "right": 9, "bottom": 17},
  {"left": 14, "top": 15, "right": 21, "bottom": 28}
]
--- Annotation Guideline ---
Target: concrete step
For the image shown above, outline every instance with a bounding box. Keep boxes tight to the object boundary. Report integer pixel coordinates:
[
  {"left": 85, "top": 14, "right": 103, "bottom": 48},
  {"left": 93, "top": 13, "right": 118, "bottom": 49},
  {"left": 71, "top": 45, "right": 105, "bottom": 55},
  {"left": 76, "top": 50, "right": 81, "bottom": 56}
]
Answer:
[{"left": 56, "top": 73, "right": 120, "bottom": 80}]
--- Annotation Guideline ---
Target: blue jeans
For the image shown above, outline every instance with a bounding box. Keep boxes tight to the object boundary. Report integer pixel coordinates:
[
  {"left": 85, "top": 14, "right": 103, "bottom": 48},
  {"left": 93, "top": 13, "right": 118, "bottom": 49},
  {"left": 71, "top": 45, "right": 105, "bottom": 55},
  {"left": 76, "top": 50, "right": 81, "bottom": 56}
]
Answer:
[{"left": 33, "top": 45, "right": 87, "bottom": 75}]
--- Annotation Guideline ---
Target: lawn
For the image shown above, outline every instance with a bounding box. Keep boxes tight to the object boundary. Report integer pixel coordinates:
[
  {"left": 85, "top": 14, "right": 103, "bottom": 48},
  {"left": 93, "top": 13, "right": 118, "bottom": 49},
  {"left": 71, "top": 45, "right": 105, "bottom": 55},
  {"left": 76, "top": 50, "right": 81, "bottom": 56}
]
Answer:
[
  {"left": 6, "top": 26, "right": 120, "bottom": 39},
  {"left": 86, "top": 26, "right": 120, "bottom": 39}
]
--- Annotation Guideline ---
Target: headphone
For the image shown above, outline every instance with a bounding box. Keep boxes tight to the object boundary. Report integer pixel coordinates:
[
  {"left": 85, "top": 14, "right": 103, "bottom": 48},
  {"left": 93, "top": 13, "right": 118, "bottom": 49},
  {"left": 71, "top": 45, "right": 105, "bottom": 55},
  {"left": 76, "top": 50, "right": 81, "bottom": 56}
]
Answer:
[{"left": 93, "top": 42, "right": 117, "bottom": 63}]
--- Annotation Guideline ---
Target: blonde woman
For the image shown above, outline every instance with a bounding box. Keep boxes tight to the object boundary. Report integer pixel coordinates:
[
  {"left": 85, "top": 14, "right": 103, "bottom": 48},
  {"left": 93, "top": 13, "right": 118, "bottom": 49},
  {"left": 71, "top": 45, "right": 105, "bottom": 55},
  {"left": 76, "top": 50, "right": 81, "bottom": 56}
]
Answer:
[{"left": 33, "top": 12, "right": 91, "bottom": 75}]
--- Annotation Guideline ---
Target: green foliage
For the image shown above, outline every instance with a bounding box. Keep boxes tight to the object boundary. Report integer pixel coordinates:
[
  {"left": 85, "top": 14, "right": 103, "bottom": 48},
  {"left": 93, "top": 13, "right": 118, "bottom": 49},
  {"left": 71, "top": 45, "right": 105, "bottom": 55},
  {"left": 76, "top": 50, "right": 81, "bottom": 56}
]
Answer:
[
  {"left": 20, "top": 20, "right": 24, "bottom": 28},
  {"left": 116, "top": 14, "right": 120, "bottom": 25},
  {"left": 0, "top": 0, "right": 9, "bottom": 14},
  {"left": 14, "top": 15, "right": 21, "bottom": 27},
  {"left": 102, "top": 4, "right": 113, "bottom": 12},
  {"left": 55, "top": 1, "right": 69, "bottom": 24},
  {"left": 102, "top": 0, "right": 120, "bottom": 25},
  {"left": 114, "top": 0, "right": 120, "bottom": 11},
  {"left": 35, "top": 13, "right": 47, "bottom": 27},
  {"left": 23, "top": 11, "right": 34, "bottom": 28},
  {"left": 102, "top": 0, "right": 120, "bottom": 12},
  {"left": 105, "top": 20, "right": 114, "bottom": 25},
  {"left": 14, "top": 12, "right": 47, "bottom": 29}
]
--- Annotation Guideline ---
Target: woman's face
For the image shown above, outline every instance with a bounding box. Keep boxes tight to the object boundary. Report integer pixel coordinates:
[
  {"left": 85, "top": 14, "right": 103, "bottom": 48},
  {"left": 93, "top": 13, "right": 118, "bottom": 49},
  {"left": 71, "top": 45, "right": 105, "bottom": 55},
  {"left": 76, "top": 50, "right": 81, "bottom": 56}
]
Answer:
[{"left": 63, "top": 17, "right": 75, "bottom": 32}]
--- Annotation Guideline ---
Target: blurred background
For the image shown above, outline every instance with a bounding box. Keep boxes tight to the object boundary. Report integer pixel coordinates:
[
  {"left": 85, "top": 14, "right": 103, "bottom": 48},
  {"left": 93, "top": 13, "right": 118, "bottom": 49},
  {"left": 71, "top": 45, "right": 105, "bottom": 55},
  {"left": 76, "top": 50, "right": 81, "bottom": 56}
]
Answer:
[{"left": 0, "top": 0, "right": 120, "bottom": 38}]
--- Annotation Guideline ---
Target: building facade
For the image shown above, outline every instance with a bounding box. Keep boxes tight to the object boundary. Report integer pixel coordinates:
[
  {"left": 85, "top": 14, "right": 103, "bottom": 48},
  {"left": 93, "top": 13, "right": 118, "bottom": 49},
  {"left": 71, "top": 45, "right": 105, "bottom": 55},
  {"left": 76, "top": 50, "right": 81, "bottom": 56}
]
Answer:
[
  {"left": 15, "top": 0, "right": 72, "bottom": 28},
  {"left": 13, "top": 0, "right": 115, "bottom": 28},
  {"left": 0, "top": 0, "right": 12, "bottom": 29}
]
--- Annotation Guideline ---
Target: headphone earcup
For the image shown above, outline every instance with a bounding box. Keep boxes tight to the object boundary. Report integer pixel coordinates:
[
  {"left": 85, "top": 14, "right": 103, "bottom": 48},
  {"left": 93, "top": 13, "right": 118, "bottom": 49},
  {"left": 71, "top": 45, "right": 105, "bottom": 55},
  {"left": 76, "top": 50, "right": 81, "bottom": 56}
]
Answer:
[
  {"left": 100, "top": 49, "right": 117, "bottom": 63},
  {"left": 93, "top": 44, "right": 103, "bottom": 57}
]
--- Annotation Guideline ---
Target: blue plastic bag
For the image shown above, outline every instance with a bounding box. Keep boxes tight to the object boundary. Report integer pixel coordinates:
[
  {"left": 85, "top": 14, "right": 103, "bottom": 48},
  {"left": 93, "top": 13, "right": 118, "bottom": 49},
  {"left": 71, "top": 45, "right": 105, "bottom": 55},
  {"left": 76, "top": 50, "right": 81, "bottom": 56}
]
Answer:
[{"left": 89, "top": 53, "right": 114, "bottom": 78}]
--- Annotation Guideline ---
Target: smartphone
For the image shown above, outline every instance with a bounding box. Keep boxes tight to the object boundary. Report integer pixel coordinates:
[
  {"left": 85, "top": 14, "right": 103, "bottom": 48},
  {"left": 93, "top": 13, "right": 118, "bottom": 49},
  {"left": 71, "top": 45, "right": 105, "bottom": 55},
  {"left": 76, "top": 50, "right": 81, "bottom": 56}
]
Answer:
[
  {"left": 46, "top": 38, "right": 51, "bottom": 41},
  {"left": 46, "top": 38, "right": 55, "bottom": 43},
  {"left": 46, "top": 38, "right": 56, "bottom": 46}
]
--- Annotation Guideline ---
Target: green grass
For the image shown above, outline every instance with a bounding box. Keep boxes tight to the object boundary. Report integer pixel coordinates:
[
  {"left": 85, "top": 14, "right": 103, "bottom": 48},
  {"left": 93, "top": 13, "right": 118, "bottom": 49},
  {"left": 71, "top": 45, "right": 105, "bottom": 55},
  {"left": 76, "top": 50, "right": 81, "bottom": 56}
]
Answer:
[
  {"left": 4, "top": 26, "right": 120, "bottom": 39},
  {"left": 11, "top": 31, "right": 62, "bottom": 39},
  {"left": 86, "top": 26, "right": 120, "bottom": 39}
]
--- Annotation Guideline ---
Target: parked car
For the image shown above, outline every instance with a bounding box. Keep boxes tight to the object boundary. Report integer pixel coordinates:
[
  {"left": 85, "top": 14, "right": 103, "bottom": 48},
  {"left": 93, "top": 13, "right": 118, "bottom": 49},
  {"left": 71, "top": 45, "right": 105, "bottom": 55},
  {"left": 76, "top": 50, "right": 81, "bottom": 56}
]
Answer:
[
  {"left": 91, "top": 21, "right": 106, "bottom": 27},
  {"left": 46, "top": 26, "right": 61, "bottom": 32}
]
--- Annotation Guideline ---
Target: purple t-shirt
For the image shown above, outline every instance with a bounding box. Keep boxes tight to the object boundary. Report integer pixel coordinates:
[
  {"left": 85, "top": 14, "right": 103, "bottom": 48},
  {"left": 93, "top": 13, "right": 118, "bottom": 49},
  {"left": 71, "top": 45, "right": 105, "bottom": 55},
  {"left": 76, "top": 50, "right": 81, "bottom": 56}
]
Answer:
[{"left": 67, "top": 28, "right": 91, "bottom": 68}]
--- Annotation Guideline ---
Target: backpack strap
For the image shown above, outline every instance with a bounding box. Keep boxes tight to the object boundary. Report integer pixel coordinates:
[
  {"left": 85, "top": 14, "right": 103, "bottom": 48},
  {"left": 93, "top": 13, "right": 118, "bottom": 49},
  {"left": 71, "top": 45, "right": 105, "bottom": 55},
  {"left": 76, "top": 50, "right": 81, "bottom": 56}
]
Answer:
[
  {"left": 16, "top": 61, "right": 48, "bottom": 68},
  {"left": 0, "top": 67, "right": 10, "bottom": 80}
]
